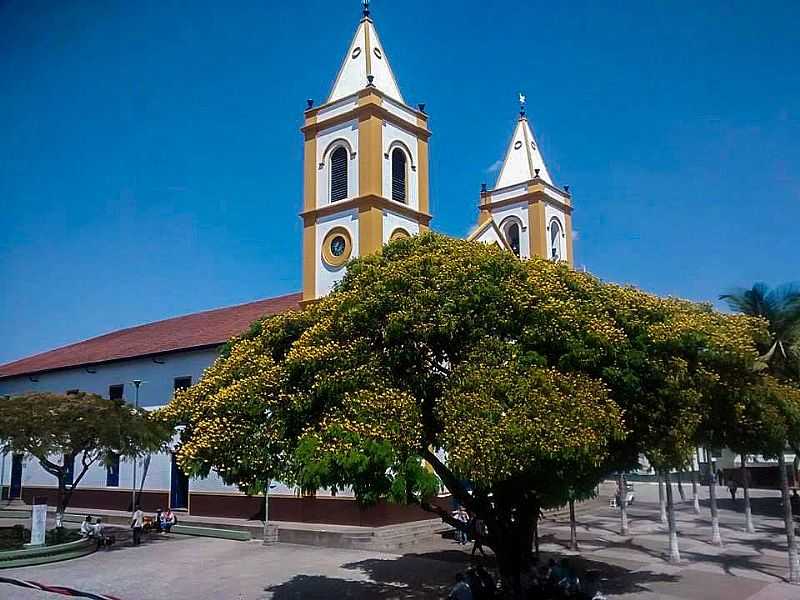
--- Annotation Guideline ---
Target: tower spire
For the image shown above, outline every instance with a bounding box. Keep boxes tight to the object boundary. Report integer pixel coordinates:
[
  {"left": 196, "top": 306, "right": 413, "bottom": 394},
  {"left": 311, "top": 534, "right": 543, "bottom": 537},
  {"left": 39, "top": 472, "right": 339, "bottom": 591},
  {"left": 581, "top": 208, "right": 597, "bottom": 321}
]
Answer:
[
  {"left": 327, "top": 2, "right": 404, "bottom": 104},
  {"left": 494, "top": 95, "right": 552, "bottom": 187}
]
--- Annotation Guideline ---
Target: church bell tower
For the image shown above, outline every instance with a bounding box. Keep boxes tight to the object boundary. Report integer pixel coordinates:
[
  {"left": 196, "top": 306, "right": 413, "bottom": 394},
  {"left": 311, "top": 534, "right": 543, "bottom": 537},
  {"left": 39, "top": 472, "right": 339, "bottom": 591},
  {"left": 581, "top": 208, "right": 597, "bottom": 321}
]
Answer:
[
  {"left": 469, "top": 96, "right": 573, "bottom": 266},
  {"left": 301, "top": 2, "right": 432, "bottom": 303}
]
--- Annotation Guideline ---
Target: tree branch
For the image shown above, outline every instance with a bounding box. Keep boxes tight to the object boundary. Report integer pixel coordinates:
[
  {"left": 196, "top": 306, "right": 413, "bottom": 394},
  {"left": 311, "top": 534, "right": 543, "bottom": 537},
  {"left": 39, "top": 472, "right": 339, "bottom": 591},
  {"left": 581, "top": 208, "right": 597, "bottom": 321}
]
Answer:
[
  {"left": 421, "top": 447, "right": 478, "bottom": 513},
  {"left": 419, "top": 499, "right": 467, "bottom": 531}
]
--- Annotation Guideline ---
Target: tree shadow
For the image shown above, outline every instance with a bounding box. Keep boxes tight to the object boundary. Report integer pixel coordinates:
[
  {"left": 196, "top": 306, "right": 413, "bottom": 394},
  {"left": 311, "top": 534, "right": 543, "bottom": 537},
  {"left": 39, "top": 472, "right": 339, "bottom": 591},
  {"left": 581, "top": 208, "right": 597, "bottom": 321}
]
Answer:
[
  {"left": 263, "top": 574, "right": 436, "bottom": 599},
  {"left": 337, "top": 549, "right": 680, "bottom": 598}
]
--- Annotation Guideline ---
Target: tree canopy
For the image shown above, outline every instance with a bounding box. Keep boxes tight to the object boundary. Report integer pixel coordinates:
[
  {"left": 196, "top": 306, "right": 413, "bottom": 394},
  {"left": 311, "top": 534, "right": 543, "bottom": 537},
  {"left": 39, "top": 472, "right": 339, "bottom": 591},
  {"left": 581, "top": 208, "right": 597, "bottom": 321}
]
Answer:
[
  {"left": 161, "top": 233, "right": 767, "bottom": 594},
  {"left": 0, "top": 391, "right": 170, "bottom": 521}
]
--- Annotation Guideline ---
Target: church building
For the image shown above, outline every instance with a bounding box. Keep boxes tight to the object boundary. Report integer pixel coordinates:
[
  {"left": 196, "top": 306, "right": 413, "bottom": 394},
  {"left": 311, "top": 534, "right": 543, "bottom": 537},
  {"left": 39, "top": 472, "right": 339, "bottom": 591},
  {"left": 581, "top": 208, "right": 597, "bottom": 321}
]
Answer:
[{"left": 0, "top": 5, "right": 573, "bottom": 525}]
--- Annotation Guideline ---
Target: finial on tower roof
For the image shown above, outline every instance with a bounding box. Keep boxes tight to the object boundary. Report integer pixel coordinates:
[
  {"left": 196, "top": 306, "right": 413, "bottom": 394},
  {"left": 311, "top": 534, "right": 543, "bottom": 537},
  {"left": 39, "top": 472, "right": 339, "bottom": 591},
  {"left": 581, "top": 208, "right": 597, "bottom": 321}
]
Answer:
[
  {"left": 519, "top": 92, "right": 526, "bottom": 117},
  {"left": 362, "top": 0, "right": 370, "bottom": 17}
]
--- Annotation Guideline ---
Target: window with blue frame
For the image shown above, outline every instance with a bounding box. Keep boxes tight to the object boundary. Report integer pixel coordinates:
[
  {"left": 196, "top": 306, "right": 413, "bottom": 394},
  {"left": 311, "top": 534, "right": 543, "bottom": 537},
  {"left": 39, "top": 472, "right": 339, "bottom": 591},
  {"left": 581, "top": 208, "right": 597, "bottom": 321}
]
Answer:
[
  {"left": 106, "top": 453, "right": 120, "bottom": 487},
  {"left": 63, "top": 454, "right": 75, "bottom": 485}
]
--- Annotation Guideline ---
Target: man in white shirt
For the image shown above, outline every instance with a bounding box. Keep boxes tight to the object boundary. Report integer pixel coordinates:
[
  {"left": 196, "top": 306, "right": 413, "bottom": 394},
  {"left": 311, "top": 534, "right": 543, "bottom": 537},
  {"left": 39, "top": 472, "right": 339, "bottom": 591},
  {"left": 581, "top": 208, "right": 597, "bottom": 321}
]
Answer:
[
  {"left": 80, "top": 515, "right": 94, "bottom": 537},
  {"left": 131, "top": 506, "right": 144, "bottom": 546}
]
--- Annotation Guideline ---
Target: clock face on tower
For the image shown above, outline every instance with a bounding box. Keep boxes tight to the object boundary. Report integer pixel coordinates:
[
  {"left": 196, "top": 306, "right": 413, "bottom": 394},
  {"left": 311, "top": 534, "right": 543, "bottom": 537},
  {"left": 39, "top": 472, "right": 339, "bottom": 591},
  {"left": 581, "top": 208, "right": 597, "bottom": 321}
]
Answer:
[{"left": 330, "top": 235, "right": 346, "bottom": 257}]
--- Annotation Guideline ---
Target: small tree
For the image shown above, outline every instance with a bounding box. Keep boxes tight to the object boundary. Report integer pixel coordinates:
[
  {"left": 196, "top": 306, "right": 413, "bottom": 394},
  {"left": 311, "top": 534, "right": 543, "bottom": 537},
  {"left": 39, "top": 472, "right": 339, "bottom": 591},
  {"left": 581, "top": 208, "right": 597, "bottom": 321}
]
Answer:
[{"left": 0, "top": 392, "right": 170, "bottom": 527}]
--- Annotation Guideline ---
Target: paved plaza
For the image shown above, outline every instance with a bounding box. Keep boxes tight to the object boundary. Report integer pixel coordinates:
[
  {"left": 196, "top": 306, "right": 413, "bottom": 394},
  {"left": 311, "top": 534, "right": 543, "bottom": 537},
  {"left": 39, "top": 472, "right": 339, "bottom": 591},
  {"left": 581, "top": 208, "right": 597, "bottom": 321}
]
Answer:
[{"left": 2, "top": 484, "right": 800, "bottom": 599}]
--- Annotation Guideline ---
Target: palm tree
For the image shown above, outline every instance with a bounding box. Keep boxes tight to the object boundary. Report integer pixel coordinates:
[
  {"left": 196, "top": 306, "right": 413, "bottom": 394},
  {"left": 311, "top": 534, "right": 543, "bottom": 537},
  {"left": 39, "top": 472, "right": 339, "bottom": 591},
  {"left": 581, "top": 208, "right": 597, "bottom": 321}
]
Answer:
[
  {"left": 721, "top": 282, "right": 800, "bottom": 583},
  {"left": 720, "top": 283, "right": 800, "bottom": 378}
]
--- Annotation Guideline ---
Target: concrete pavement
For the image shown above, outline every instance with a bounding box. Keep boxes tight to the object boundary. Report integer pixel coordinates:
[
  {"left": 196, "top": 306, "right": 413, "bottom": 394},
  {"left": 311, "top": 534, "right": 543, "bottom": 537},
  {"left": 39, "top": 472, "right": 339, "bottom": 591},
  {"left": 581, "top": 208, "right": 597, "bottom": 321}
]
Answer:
[{"left": 2, "top": 482, "right": 799, "bottom": 599}]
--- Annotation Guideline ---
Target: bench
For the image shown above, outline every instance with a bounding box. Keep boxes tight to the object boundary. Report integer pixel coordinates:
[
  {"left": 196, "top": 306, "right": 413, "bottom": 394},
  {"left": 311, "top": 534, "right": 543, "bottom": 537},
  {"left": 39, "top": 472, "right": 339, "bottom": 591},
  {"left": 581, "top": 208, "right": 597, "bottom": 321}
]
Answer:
[{"left": 171, "top": 525, "right": 251, "bottom": 541}]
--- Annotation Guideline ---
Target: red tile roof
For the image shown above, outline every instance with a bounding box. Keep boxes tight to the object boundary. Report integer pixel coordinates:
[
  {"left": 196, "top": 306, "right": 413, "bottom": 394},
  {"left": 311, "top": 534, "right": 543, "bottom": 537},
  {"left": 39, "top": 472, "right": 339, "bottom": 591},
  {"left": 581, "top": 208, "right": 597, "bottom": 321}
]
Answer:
[{"left": 0, "top": 293, "right": 302, "bottom": 379}]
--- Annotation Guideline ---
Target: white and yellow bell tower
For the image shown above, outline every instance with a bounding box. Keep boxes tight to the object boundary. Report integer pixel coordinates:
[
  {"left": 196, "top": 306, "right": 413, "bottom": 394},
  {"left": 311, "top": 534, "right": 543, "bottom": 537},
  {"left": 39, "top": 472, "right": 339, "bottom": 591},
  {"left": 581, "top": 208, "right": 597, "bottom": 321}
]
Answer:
[
  {"left": 301, "top": 2, "right": 431, "bottom": 303},
  {"left": 469, "top": 96, "right": 573, "bottom": 266}
]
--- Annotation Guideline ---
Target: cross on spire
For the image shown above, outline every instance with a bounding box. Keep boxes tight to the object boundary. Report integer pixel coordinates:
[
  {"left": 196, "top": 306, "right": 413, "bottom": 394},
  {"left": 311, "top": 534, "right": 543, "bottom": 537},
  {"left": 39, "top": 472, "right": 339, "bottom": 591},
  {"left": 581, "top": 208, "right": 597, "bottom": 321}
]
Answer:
[
  {"left": 362, "top": 0, "right": 370, "bottom": 17},
  {"left": 519, "top": 92, "right": 526, "bottom": 117}
]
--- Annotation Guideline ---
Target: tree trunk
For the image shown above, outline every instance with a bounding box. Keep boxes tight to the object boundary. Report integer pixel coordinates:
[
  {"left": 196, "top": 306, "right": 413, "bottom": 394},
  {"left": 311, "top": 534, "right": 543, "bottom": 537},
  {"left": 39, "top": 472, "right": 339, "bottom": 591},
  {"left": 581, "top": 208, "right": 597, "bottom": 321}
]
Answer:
[
  {"left": 664, "top": 471, "right": 681, "bottom": 563},
  {"left": 741, "top": 454, "right": 755, "bottom": 533},
  {"left": 691, "top": 470, "right": 701, "bottom": 514},
  {"left": 708, "top": 473, "right": 722, "bottom": 546},
  {"left": 569, "top": 498, "right": 578, "bottom": 551},
  {"left": 677, "top": 470, "right": 686, "bottom": 502},
  {"left": 493, "top": 516, "right": 536, "bottom": 599},
  {"left": 55, "top": 479, "right": 65, "bottom": 528},
  {"left": 617, "top": 473, "right": 629, "bottom": 535},
  {"left": 778, "top": 453, "right": 800, "bottom": 584},
  {"left": 658, "top": 473, "right": 667, "bottom": 525}
]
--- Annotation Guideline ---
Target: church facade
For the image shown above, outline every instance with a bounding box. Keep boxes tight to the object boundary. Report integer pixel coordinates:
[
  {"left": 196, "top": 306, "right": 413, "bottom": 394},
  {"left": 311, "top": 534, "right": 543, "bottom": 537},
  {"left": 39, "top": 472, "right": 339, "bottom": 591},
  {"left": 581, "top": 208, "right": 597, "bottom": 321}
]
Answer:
[{"left": 0, "top": 7, "right": 572, "bottom": 525}]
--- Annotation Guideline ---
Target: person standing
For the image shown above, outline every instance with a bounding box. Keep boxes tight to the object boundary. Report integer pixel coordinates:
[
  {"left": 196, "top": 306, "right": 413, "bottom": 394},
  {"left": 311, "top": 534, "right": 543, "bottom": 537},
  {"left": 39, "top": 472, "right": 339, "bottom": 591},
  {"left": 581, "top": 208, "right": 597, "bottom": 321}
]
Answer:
[
  {"left": 454, "top": 506, "right": 469, "bottom": 545},
  {"left": 131, "top": 505, "right": 144, "bottom": 546}
]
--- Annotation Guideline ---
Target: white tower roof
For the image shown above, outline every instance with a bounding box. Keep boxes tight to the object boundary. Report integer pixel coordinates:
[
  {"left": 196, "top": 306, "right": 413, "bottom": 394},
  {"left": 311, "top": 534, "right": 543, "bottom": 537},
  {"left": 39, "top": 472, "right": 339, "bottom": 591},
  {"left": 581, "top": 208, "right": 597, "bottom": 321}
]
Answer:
[
  {"left": 328, "top": 15, "right": 404, "bottom": 104},
  {"left": 495, "top": 113, "right": 552, "bottom": 188}
]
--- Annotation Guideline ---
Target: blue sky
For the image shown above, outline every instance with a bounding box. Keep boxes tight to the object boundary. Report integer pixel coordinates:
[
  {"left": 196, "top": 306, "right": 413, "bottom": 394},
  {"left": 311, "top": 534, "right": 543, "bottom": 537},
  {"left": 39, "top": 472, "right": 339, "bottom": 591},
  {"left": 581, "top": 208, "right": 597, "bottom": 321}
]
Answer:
[{"left": 1, "top": 0, "right": 798, "bottom": 364}]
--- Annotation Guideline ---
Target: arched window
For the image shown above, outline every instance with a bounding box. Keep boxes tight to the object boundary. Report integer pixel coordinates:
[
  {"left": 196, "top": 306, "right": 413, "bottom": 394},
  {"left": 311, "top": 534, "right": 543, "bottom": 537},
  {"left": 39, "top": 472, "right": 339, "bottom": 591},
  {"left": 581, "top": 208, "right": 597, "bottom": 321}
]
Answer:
[
  {"left": 391, "top": 148, "right": 407, "bottom": 203},
  {"left": 330, "top": 146, "right": 348, "bottom": 202},
  {"left": 550, "top": 218, "right": 563, "bottom": 261},
  {"left": 505, "top": 222, "right": 521, "bottom": 257}
]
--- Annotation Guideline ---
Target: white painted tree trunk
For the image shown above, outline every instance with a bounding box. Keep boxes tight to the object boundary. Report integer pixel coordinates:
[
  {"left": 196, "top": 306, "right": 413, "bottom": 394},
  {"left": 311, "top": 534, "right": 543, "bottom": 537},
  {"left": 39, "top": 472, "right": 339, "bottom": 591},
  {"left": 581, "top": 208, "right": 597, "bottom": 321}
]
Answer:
[
  {"left": 778, "top": 453, "right": 800, "bottom": 584},
  {"left": 618, "top": 473, "right": 629, "bottom": 535},
  {"left": 741, "top": 454, "right": 755, "bottom": 533},
  {"left": 569, "top": 498, "right": 578, "bottom": 551},
  {"left": 691, "top": 471, "right": 701, "bottom": 514},
  {"left": 708, "top": 475, "right": 722, "bottom": 546},
  {"left": 665, "top": 471, "right": 681, "bottom": 563},
  {"left": 658, "top": 474, "right": 667, "bottom": 525}
]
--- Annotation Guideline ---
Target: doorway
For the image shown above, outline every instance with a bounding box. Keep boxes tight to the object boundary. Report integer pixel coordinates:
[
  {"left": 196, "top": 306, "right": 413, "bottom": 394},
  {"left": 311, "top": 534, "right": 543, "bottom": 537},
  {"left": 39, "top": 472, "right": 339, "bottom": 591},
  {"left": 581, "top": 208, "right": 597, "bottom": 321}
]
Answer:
[
  {"left": 170, "top": 454, "right": 189, "bottom": 510},
  {"left": 9, "top": 454, "right": 23, "bottom": 500}
]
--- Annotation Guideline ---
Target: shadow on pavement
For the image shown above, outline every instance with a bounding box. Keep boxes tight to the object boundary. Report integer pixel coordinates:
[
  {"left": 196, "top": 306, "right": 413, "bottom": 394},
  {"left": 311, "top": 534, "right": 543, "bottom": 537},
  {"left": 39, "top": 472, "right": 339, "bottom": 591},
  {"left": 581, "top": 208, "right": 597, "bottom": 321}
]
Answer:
[
  {"left": 264, "top": 574, "right": 445, "bottom": 599},
  {"left": 264, "top": 549, "right": 680, "bottom": 599}
]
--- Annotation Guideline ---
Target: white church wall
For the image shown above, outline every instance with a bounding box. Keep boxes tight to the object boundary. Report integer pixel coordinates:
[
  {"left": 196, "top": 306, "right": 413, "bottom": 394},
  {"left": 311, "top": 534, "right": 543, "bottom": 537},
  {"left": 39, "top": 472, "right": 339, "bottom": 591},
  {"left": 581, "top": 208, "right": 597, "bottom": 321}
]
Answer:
[
  {"left": 382, "top": 97, "right": 418, "bottom": 127},
  {"left": 381, "top": 121, "right": 419, "bottom": 210},
  {"left": 315, "top": 119, "right": 359, "bottom": 207},
  {"left": 316, "top": 95, "right": 359, "bottom": 122},
  {"left": 488, "top": 182, "right": 528, "bottom": 204},
  {"left": 474, "top": 226, "right": 506, "bottom": 248},
  {"left": 382, "top": 209, "right": 419, "bottom": 244},
  {"left": 315, "top": 209, "right": 359, "bottom": 298},
  {"left": 0, "top": 348, "right": 219, "bottom": 409},
  {"left": 491, "top": 200, "right": 530, "bottom": 259}
]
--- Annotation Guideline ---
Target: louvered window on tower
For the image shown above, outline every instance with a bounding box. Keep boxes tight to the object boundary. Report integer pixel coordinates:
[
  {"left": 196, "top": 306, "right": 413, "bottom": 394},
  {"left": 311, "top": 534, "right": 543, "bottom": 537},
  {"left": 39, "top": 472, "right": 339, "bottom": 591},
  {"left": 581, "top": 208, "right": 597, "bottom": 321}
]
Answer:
[
  {"left": 391, "top": 148, "right": 407, "bottom": 203},
  {"left": 330, "top": 147, "right": 348, "bottom": 202}
]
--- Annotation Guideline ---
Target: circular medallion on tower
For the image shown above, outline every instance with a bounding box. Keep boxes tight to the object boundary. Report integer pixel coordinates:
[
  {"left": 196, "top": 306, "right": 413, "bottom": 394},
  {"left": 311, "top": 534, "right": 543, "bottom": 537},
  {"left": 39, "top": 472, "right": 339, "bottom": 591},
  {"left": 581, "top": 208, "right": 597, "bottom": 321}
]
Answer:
[
  {"left": 514, "top": 140, "right": 522, "bottom": 150},
  {"left": 373, "top": 47, "right": 382, "bottom": 59},
  {"left": 351, "top": 47, "right": 362, "bottom": 59},
  {"left": 322, "top": 227, "right": 353, "bottom": 268},
  {"left": 389, "top": 228, "right": 411, "bottom": 242}
]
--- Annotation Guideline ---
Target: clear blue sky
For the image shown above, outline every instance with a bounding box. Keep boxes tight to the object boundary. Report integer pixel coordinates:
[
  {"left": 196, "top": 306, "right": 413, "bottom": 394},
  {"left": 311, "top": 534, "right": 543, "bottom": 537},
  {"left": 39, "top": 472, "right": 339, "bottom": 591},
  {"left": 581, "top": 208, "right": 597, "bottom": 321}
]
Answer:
[{"left": 1, "top": 1, "right": 798, "bottom": 364}]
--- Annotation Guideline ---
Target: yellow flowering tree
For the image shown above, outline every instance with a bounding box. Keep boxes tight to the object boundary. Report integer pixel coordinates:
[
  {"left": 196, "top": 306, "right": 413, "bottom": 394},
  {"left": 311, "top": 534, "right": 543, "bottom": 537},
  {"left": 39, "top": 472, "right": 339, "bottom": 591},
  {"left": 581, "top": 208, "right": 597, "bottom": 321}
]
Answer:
[{"left": 161, "top": 233, "right": 763, "bottom": 597}]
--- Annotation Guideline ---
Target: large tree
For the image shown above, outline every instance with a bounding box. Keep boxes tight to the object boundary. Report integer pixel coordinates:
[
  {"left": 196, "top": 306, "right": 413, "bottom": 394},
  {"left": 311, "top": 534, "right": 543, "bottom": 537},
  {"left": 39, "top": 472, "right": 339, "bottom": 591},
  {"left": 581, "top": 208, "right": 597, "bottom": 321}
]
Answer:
[
  {"left": 162, "top": 234, "right": 763, "bottom": 597},
  {"left": 0, "top": 392, "right": 170, "bottom": 527}
]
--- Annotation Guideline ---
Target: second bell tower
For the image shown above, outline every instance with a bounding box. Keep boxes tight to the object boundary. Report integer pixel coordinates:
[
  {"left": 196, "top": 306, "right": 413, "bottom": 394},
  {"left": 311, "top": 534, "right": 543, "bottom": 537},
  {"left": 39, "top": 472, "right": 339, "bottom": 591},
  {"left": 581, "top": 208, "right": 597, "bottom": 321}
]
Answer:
[{"left": 301, "top": 4, "right": 431, "bottom": 303}]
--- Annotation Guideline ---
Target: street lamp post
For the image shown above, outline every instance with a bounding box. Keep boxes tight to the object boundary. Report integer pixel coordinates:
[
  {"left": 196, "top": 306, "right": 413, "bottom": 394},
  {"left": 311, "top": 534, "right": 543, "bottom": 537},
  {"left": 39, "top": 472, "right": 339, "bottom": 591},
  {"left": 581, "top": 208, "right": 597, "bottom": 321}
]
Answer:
[
  {"left": 0, "top": 449, "right": 6, "bottom": 505},
  {"left": 262, "top": 479, "right": 271, "bottom": 545},
  {"left": 130, "top": 380, "right": 143, "bottom": 513}
]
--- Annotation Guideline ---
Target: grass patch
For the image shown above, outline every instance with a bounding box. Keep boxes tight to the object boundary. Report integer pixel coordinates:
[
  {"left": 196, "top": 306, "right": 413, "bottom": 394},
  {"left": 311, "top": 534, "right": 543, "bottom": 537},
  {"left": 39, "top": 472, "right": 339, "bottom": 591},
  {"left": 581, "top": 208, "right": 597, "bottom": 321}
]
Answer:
[{"left": 0, "top": 526, "right": 81, "bottom": 551}]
